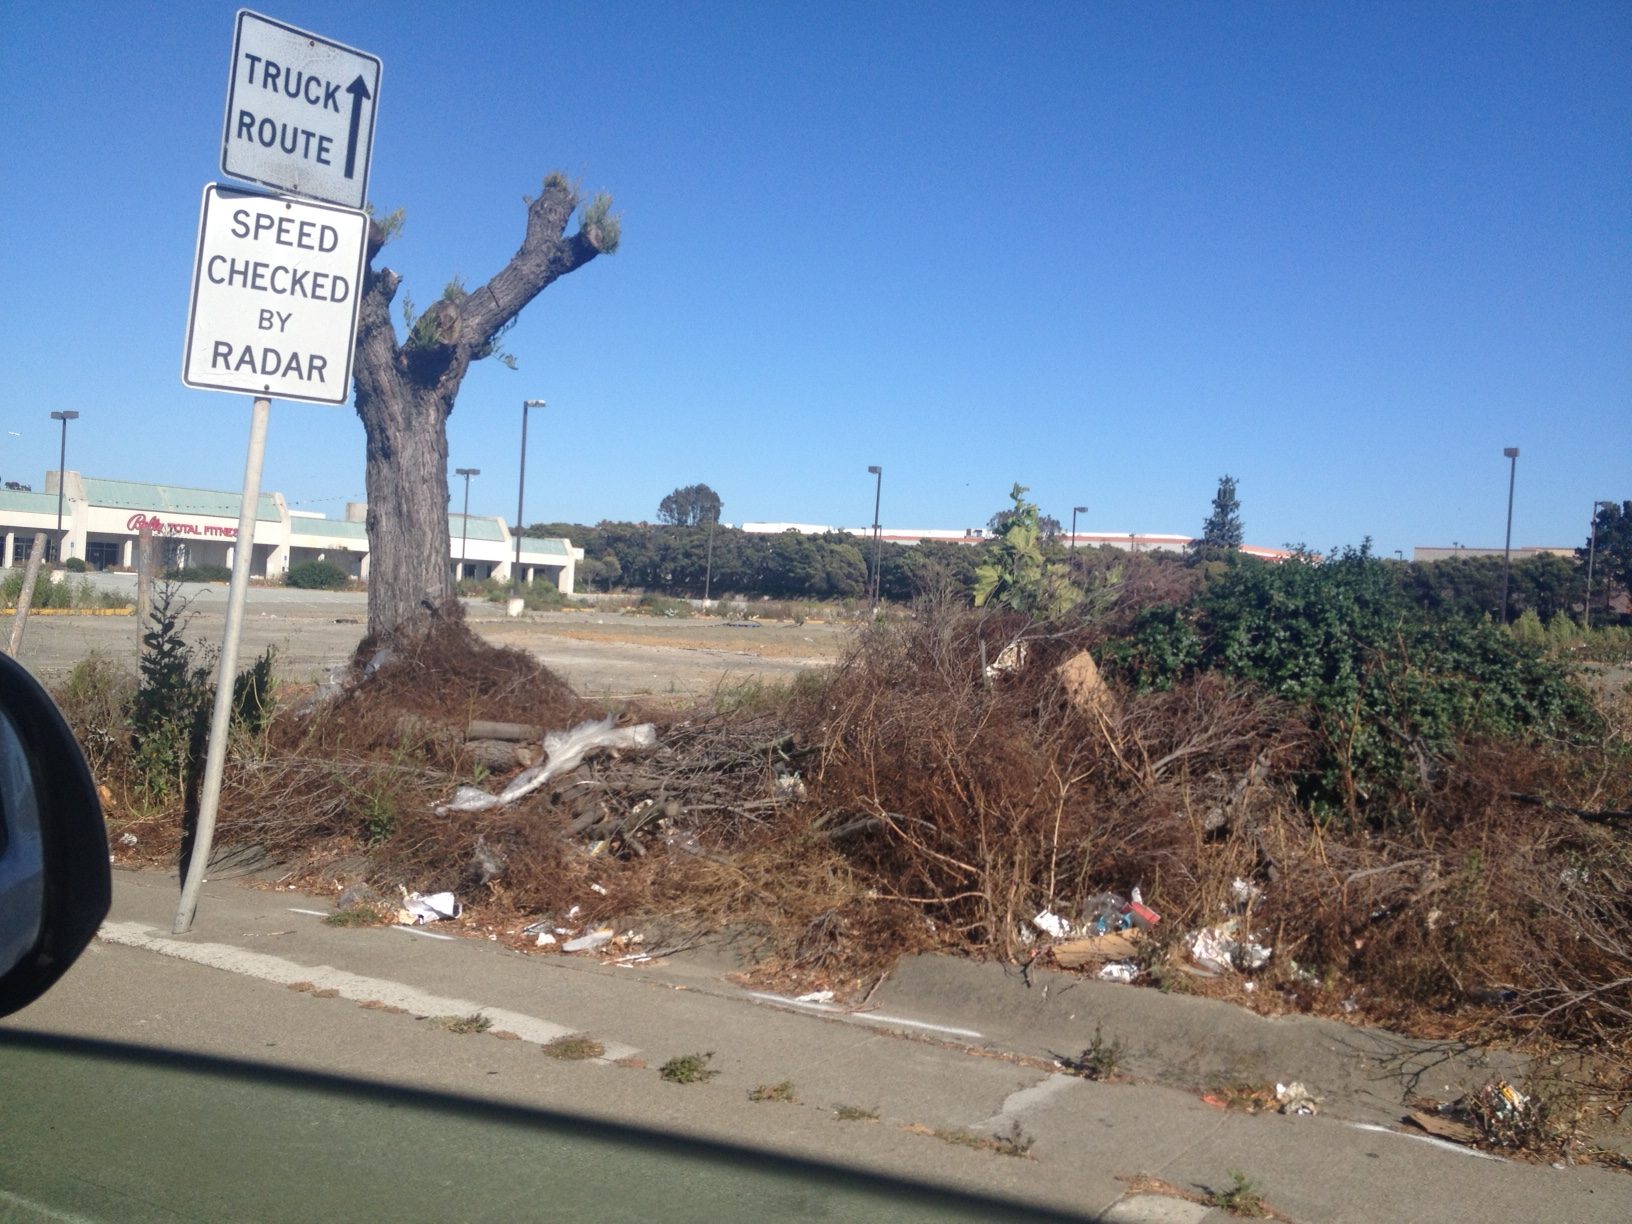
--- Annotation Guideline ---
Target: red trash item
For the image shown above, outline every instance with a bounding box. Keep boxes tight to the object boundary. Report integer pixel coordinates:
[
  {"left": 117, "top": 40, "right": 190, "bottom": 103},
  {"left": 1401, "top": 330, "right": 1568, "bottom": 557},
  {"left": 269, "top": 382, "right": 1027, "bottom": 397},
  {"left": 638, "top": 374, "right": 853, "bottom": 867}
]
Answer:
[{"left": 1121, "top": 901, "right": 1162, "bottom": 929}]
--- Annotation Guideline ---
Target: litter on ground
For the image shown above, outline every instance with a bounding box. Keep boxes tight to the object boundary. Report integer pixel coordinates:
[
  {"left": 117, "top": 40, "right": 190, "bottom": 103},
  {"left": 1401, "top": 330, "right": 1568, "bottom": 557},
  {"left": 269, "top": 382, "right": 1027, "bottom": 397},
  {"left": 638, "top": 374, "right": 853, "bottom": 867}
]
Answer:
[
  {"left": 435, "top": 716, "right": 657, "bottom": 815},
  {"left": 397, "top": 890, "right": 461, "bottom": 925}
]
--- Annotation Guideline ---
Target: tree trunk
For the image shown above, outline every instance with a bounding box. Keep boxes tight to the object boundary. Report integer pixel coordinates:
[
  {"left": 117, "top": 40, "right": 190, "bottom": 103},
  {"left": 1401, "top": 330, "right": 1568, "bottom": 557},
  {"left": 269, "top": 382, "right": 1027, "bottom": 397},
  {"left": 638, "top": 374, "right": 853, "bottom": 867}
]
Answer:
[
  {"left": 354, "top": 265, "right": 454, "bottom": 639},
  {"left": 352, "top": 175, "right": 615, "bottom": 642}
]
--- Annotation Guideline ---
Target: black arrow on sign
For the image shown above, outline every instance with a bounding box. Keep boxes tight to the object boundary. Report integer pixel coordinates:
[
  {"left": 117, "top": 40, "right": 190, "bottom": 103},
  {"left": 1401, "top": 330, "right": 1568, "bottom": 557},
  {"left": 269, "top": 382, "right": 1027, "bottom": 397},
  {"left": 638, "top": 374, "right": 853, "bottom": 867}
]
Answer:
[{"left": 344, "top": 74, "right": 372, "bottom": 180}]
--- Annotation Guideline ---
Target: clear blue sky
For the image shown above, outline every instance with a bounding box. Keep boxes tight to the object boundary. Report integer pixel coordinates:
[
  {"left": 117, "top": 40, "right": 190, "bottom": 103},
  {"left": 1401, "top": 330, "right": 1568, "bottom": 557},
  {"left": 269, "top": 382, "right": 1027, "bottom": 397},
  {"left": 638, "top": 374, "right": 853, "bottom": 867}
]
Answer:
[{"left": 3, "top": 1, "right": 1627, "bottom": 555}]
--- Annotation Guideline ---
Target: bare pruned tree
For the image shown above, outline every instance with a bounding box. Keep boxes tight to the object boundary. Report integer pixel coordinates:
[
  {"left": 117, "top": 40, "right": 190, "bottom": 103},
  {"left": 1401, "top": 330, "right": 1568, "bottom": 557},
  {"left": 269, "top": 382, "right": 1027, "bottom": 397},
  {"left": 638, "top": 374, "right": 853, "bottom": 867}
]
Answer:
[{"left": 353, "top": 173, "right": 618, "bottom": 640}]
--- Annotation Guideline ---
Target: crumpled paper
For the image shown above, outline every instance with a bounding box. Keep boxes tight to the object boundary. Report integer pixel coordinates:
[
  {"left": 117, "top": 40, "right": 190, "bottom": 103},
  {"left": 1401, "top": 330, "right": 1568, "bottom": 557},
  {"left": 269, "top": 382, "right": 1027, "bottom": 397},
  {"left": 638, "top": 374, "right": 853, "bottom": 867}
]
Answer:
[{"left": 398, "top": 891, "right": 461, "bottom": 925}]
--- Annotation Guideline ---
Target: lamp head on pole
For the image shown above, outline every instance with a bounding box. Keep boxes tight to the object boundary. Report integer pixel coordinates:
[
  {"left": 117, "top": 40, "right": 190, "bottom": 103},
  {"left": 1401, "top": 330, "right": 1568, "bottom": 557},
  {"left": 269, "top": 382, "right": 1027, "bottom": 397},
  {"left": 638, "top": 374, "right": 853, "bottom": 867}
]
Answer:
[
  {"left": 523, "top": 399, "right": 546, "bottom": 410},
  {"left": 456, "top": 467, "right": 480, "bottom": 478},
  {"left": 867, "top": 465, "right": 881, "bottom": 476},
  {"left": 1073, "top": 505, "right": 1087, "bottom": 515},
  {"left": 1503, "top": 447, "right": 1519, "bottom": 459},
  {"left": 50, "top": 411, "right": 79, "bottom": 423}
]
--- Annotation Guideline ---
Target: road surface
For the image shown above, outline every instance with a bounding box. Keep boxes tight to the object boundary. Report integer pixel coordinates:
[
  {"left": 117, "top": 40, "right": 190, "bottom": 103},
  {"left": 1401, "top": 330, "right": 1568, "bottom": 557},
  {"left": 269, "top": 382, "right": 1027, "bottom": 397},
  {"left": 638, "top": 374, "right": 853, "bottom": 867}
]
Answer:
[{"left": 3, "top": 870, "right": 1628, "bottom": 1222}]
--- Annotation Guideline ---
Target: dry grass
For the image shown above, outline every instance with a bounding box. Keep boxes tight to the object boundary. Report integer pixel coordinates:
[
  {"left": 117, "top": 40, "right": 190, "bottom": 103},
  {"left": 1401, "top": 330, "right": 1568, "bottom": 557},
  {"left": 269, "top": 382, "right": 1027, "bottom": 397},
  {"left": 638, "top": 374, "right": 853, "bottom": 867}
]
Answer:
[
  {"left": 427, "top": 1012, "right": 492, "bottom": 1035},
  {"left": 833, "top": 1104, "right": 879, "bottom": 1122},
  {"left": 542, "top": 1033, "right": 605, "bottom": 1060},
  {"left": 903, "top": 1120, "right": 1035, "bottom": 1159}
]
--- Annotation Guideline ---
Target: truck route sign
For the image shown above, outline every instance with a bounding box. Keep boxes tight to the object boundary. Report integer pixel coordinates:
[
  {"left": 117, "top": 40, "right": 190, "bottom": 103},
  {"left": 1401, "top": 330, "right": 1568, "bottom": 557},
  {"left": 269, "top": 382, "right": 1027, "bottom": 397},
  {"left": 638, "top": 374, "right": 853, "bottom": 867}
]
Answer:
[{"left": 220, "top": 10, "right": 381, "bottom": 209}]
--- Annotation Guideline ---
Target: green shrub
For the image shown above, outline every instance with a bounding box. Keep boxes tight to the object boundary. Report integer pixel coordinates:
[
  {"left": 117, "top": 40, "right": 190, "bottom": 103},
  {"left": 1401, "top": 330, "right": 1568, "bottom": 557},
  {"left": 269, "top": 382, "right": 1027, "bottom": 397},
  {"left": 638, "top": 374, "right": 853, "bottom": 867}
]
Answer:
[
  {"left": 1511, "top": 608, "right": 1545, "bottom": 646},
  {"left": 522, "top": 580, "right": 566, "bottom": 610},
  {"left": 57, "top": 654, "right": 136, "bottom": 775},
  {"left": 285, "top": 560, "right": 350, "bottom": 590},
  {"left": 1102, "top": 545, "right": 1592, "bottom": 823},
  {"left": 130, "top": 584, "right": 276, "bottom": 800},
  {"left": 1, "top": 570, "right": 118, "bottom": 610},
  {"left": 132, "top": 586, "right": 211, "bottom": 799},
  {"left": 63, "top": 556, "right": 87, "bottom": 573},
  {"left": 165, "top": 565, "right": 233, "bottom": 583}
]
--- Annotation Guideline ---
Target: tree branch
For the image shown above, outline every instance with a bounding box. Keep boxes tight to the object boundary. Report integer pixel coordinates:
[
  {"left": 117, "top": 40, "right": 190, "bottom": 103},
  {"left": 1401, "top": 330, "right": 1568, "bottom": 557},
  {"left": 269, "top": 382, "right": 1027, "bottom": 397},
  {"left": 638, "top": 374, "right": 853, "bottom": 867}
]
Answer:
[
  {"left": 462, "top": 176, "right": 611, "bottom": 350},
  {"left": 353, "top": 264, "right": 403, "bottom": 421}
]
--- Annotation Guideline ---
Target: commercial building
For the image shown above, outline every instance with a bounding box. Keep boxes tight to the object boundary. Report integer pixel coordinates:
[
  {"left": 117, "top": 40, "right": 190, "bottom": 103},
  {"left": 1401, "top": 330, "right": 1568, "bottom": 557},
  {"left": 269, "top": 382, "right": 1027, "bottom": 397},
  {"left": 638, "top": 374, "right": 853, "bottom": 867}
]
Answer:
[
  {"left": 1410, "top": 545, "right": 1574, "bottom": 563},
  {"left": 0, "top": 471, "right": 580, "bottom": 592}
]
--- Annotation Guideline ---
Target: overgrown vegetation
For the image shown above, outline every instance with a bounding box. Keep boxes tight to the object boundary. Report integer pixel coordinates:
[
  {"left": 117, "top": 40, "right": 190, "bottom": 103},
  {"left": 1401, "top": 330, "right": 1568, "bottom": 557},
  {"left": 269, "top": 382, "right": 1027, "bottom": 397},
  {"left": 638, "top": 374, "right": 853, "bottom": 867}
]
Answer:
[
  {"left": 67, "top": 488, "right": 1632, "bottom": 1154},
  {"left": 2, "top": 568, "right": 126, "bottom": 610},
  {"left": 53, "top": 585, "right": 275, "bottom": 814},
  {"left": 455, "top": 575, "right": 569, "bottom": 611},
  {"left": 534, "top": 484, "right": 1632, "bottom": 631},
  {"left": 659, "top": 1052, "right": 717, "bottom": 1084},
  {"left": 1204, "top": 1170, "right": 1268, "bottom": 1218},
  {"left": 57, "top": 654, "right": 136, "bottom": 776},
  {"left": 973, "top": 484, "right": 1080, "bottom": 618},
  {"left": 1105, "top": 545, "right": 1594, "bottom": 821}
]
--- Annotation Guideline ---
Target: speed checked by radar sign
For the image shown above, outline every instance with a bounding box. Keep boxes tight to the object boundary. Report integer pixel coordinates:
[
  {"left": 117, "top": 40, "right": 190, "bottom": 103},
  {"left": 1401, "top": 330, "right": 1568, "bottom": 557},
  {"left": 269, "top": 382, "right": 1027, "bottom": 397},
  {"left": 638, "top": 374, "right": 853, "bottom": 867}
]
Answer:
[{"left": 181, "top": 185, "right": 369, "bottom": 405}]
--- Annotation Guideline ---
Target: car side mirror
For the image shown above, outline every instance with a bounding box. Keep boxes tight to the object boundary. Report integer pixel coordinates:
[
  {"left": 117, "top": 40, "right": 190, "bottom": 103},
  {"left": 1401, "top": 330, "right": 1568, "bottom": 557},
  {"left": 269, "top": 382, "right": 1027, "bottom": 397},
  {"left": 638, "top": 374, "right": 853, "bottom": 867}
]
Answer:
[{"left": 0, "top": 651, "right": 111, "bottom": 1016}]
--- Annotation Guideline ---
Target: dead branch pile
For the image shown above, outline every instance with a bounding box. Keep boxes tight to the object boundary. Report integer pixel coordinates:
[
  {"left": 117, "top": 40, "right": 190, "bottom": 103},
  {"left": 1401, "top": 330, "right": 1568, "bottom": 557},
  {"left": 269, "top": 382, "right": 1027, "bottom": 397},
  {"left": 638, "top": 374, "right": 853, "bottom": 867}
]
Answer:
[
  {"left": 125, "top": 605, "right": 1632, "bottom": 1053},
  {"left": 216, "top": 621, "right": 820, "bottom": 925},
  {"left": 783, "top": 607, "right": 1305, "bottom": 955},
  {"left": 775, "top": 605, "right": 1632, "bottom": 1051}
]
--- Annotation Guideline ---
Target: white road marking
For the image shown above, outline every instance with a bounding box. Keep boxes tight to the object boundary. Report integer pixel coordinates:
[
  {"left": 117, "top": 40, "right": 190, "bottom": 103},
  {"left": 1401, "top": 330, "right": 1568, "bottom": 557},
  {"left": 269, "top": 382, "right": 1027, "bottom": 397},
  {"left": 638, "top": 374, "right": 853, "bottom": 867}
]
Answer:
[
  {"left": 97, "top": 921, "right": 637, "bottom": 1061},
  {"left": 390, "top": 925, "right": 456, "bottom": 941},
  {"left": 289, "top": 906, "right": 456, "bottom": 940},
  {"left": 746, "top": 991, "right": 985, "bottom": 1039},
  {"left": 1348, "top": 1121, "right": 1505, "bottom": 1161}
]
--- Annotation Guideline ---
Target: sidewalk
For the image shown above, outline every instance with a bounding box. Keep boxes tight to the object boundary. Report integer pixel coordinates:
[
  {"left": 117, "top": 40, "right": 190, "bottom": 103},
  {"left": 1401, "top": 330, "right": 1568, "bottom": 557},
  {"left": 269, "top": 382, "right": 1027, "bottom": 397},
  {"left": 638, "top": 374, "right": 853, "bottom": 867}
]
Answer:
[{"left": 8, "top": 868, "right": 1628, "bottom": 1222}]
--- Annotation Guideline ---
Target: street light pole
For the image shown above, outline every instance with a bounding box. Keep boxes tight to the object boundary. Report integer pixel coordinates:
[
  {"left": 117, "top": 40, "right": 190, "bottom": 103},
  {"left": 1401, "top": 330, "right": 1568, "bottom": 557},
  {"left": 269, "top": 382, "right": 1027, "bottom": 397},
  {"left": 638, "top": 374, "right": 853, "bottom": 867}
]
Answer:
[
  {"left": 866, "top": 465, "right": 883, "bottom": 611},
  {"left": 455, "top": 467, "right": 480, "bottom": 584},
  {"left": 50, "top": 410, "right": 79, "bottom": 562},
  {"left": 1585, "top": 499, "right": 1614, "bottom": 630},
  {"left": 703, "top": 515, "right": 716, "bottom": 604},
  {"left": 1500, "top": 447, "right": 1519, "bottom": 624},
  {"left": 1071, "top": 505, "right": 1087, "bottom": 580},
  {"left": 513, "top": 400, "right": 545, "bottom": 597}
]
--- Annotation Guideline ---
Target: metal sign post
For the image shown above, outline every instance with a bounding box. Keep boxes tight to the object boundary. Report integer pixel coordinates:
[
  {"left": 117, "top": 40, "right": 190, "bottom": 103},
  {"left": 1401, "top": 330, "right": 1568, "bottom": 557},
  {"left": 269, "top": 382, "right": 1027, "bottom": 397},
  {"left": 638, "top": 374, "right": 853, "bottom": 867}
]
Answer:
[
  {"left": 173, "top": 13, "right": 380, "bottom": 934},
  {"left": 173, "top": 396, "right": 270, "bottom": 934}
]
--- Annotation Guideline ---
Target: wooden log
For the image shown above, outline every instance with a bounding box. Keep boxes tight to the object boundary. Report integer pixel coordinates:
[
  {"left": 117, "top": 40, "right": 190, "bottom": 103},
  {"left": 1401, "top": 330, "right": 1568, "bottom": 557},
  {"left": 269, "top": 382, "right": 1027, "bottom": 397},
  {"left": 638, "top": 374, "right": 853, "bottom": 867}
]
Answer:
[
  {"left": 467, "top": 719, "right": 543, "bottom": 743},
  {"left": 5, "top": 532, "right": 48, "bottom": 656},
  {"left": 465, "top": 739, "right": 530, "bottom": 770}
]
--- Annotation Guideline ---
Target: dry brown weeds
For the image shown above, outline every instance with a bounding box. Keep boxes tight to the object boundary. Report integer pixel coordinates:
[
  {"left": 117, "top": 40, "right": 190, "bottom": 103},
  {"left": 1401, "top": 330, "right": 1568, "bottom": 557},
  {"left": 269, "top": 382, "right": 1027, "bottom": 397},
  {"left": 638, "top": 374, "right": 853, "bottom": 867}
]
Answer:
[{"left": 88, "top": 606, "right": 1632, "bottom": 1077}]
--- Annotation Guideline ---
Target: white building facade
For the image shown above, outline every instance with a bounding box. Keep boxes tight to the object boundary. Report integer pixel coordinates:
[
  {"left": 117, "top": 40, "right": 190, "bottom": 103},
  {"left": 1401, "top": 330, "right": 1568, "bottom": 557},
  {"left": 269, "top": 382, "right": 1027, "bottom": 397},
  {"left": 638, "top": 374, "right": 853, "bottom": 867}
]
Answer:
[{"left": 2, "top": 472, "right": 581, "bottom": 593}]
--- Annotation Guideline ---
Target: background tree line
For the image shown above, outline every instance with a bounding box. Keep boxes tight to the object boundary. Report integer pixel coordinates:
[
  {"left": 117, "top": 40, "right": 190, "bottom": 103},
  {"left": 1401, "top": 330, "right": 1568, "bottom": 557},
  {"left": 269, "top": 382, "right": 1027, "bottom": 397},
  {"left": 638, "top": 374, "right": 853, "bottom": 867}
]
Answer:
[{"left": 521, "top": 485, "right": 1631, "bottom": 626}]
